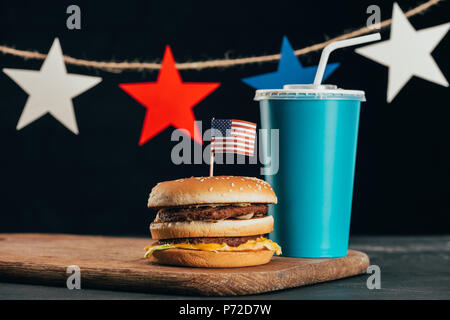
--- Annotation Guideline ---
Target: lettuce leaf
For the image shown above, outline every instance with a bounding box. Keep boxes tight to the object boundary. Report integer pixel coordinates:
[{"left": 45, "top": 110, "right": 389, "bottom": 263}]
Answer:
[{"left": 144, "top": 243, "right": 173, "bottom": 258}]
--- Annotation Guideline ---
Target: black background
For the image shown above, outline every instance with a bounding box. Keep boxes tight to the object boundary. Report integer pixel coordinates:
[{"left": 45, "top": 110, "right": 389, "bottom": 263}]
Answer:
[{"left": 0, "top": 0, "right": 448, "bottom": 236}]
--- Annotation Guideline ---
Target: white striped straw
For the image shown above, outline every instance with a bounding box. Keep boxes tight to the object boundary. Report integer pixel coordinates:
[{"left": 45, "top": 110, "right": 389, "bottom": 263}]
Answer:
[{"left": 313, "top": 33, "right": 381, "bottom": 87}]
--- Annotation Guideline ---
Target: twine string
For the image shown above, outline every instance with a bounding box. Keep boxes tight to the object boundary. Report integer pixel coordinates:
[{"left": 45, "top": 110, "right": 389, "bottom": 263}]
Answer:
[{"left": 0, "top": 0, "right": 441, "bottom": 72}]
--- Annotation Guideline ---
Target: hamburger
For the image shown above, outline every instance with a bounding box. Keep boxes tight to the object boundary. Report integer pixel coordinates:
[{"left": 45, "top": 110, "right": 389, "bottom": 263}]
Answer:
[{"left": 144, "top": 176, "right": 281, "bottom": 267}]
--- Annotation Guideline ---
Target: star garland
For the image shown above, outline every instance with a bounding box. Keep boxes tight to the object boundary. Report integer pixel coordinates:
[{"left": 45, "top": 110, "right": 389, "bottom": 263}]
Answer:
[{"left": 1, "top": 2, "right": 448, "bottom": 144}]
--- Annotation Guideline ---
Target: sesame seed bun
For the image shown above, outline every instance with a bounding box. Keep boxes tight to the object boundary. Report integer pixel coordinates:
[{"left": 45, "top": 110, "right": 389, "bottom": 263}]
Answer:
[
  {"left": 150, "top": 248, "right": 275, "bottom": 268},
  {"left": 150, "top": 215, "right": 274, "bottom": 239},
  {"left": 147, "top": 176, "right": 277, "bottom": 208}
]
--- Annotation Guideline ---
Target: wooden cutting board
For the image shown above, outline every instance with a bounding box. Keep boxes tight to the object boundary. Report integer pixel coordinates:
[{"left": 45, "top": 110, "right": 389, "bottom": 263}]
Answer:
[{"left": 0, "top": 233, "right": 369, "bottom": 296}]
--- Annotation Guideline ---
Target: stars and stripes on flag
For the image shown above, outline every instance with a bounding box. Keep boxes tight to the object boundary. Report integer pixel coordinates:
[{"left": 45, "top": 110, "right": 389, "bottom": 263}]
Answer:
[{"left": 211, "top": 119, "right": 257, "bottom": 156}]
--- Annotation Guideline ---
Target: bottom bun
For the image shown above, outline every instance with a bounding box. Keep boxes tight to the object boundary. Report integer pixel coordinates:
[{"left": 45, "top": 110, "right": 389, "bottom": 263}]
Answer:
[{"left": 150, "top": 248, "right": 274, "bottom": 268}]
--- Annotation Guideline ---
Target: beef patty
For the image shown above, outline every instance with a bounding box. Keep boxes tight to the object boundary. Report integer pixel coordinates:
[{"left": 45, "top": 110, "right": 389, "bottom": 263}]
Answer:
[
  {"left": 157, "top": 235, "right": 263, "bottom": 247},
  {"left": 155, "top": 204, "right": 268, "bottom": 222}
]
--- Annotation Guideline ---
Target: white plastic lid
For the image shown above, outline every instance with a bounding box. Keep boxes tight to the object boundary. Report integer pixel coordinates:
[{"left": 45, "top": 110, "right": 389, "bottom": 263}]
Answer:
[{"left": 254, "top": 84, "right": 366, "bottom": 101}]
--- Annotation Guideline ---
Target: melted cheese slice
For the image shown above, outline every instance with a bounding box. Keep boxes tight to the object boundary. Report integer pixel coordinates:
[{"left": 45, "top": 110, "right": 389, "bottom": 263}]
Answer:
[{"left": 144, "top": 237, "right": 282, "bottom": 259}]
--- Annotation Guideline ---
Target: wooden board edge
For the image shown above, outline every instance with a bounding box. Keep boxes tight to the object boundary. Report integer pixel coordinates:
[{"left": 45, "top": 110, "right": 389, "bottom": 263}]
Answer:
[{"left": 0, "top": 250, "right": 370, "bottom": 296}]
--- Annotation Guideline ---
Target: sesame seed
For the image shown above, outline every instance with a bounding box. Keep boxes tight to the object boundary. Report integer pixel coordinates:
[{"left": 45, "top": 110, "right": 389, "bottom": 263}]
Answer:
[
  {"left": 209, "top": 187, "right": 213, "bottom": 192},
  {"left": 240, "top": 187, "right": 243, "bottom": 191},
  {"left": 231, "top": 183, "right": 235, "bottom": 187}
]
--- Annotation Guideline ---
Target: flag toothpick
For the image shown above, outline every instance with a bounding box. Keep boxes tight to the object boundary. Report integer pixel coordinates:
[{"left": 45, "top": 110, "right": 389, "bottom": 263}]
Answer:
[
  {"left": 209, "top": 149, "right": 214, "bottom": 177},
  {"left": 210, "top": 118, "right": 257, "bottom": 177},
  {"left": 210, "top": 117, "right": 215, "bottom": 177}
]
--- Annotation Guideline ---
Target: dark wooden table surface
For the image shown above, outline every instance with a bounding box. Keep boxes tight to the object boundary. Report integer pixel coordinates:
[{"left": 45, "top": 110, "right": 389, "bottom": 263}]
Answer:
[{"left": 0, "top": 236, "right": 449, "bottom": 300}]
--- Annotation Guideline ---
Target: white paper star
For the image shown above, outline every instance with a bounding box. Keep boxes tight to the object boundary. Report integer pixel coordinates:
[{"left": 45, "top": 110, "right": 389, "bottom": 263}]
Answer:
[
  {"left": 355, "top": 3, "right": 449, "bottom": 102},
  {"left": 3, "top": 38, "right": 102, "bottom": 134}
]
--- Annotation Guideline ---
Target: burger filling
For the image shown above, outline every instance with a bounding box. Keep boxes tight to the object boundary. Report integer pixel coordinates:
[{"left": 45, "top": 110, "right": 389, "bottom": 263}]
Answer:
[
  {"left": 159, "top": 235, "right": 260, "bottom": 246},
  {"left": 154, "top": 204, "right": 268, "bottom": 222},
  {"left": 145, "top": 203, "right": 281, "bottom": 259},
  {"left": 144, "top": 236, "right": 282, "bottom": 258}
]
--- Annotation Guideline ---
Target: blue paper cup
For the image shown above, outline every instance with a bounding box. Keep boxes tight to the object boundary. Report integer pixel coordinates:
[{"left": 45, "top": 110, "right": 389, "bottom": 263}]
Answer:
[{"left": 255, "top": 84, "right": 366, "bottom": 258}]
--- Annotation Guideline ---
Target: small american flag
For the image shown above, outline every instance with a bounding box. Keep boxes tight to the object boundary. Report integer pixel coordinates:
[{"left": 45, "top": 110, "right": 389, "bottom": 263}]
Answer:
[{"left": 211, "top": 119, "right": 257, "bottom": 156}]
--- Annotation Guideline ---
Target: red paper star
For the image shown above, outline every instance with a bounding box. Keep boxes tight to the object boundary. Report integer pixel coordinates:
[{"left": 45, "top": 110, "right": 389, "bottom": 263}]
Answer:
[{"left": 119, "top": 46, "right": 220, "bottom": 145}]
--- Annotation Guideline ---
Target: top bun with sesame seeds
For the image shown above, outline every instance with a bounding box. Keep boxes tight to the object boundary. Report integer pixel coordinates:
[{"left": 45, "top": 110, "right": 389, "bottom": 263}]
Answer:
[{"left": 147, "top": 176, "right": 277, "bottom": 208}]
